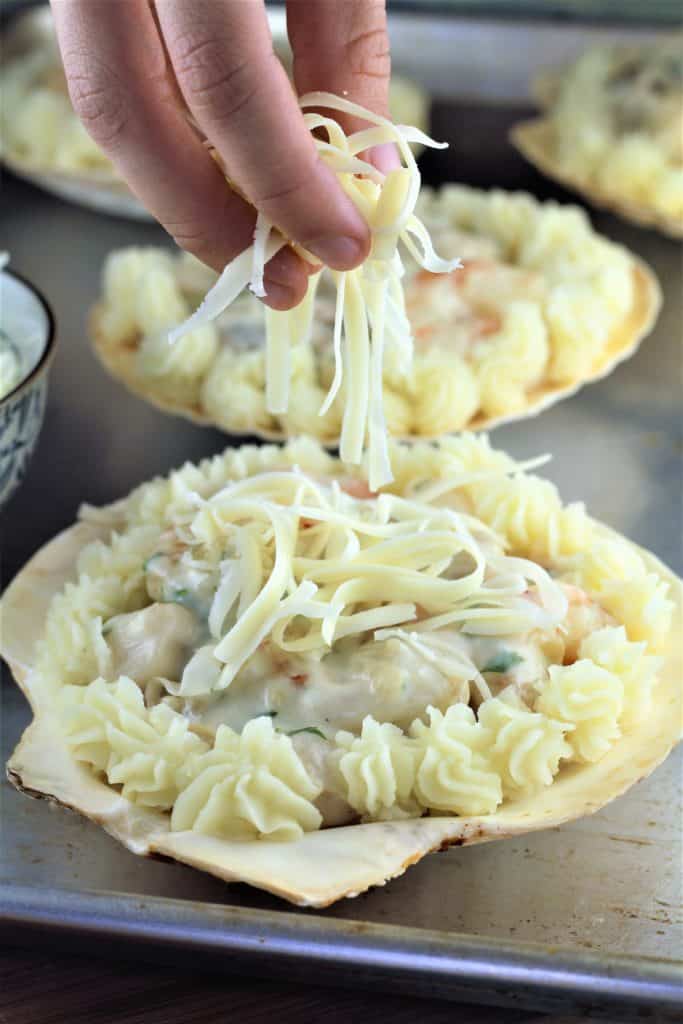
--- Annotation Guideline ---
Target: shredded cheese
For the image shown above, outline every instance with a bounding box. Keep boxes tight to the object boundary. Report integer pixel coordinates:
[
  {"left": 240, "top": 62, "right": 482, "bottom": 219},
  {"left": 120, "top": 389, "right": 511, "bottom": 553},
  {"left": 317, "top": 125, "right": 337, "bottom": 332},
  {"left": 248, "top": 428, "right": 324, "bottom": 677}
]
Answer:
[
  {"left": 166, "top": 468, "right": 569, "bottom": 696},
  {"left": 169, "top": 93, "right": 460, "bottom": 489}
]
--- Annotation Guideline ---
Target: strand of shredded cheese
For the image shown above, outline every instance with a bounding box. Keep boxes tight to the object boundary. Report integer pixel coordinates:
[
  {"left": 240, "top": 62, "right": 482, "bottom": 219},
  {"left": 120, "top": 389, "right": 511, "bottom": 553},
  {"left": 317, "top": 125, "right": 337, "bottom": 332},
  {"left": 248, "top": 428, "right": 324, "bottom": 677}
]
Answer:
[
  {"left": 319, "top": 270, "right": 346, "bottom": 416},
  {"left": 168, "top": 93, "right": 460, "bottom": 490},
  {"left": 165, "top": 469, "right": 568, "bottom": 695}
]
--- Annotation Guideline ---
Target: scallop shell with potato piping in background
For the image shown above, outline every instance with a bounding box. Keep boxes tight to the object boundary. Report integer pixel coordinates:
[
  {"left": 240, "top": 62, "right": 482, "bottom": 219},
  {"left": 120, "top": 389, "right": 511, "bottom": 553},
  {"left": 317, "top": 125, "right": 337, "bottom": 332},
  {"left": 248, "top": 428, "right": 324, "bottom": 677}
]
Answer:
[
  {"left": 3, "top": 436, "right": 680, "bottom": 907},
  {"left": 511, "top": 37, "right": 683, "bottom": 238}
]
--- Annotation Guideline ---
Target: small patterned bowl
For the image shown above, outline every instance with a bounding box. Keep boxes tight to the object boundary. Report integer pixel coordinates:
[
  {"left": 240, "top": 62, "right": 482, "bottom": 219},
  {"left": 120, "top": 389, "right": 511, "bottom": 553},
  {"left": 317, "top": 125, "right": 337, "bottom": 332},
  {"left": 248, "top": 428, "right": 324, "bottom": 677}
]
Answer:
[{"left": 0, "top": 269, "right": 56, "bottom": 506}]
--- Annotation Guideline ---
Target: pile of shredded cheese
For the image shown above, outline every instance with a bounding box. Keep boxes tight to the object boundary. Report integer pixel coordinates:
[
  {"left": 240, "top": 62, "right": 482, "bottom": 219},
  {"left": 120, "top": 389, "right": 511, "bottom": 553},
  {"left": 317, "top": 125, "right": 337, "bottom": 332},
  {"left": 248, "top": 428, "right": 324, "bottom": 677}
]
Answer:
[
  {"left": 169, "top": 465, "right": 568, "bottom": 697},
  {"left": 169, "top": 93, "right": 460, "bottom": 490}
]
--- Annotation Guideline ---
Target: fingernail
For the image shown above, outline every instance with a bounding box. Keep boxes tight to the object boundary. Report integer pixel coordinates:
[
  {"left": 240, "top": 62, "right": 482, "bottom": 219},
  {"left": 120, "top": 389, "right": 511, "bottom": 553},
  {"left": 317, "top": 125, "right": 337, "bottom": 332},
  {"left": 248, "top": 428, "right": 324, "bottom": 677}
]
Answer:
[
  {"left": 305, "top": 235, "right": 366, "bottom": 270},
  {"left": 302, "top": 257, "right": 323, "bottom": 275},
  {"left": 369, "top": 143, "right": 401, "bottom": 174},
  {"left": 262, "top": 278, "right": 297, "bottom": 309}
]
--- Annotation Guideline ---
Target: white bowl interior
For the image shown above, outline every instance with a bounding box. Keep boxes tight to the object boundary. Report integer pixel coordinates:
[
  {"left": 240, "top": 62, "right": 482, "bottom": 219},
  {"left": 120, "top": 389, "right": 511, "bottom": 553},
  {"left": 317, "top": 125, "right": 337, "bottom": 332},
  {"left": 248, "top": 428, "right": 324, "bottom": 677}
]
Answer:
[{"left": 1, "top": 268, "right": 51, "bottom": 394}]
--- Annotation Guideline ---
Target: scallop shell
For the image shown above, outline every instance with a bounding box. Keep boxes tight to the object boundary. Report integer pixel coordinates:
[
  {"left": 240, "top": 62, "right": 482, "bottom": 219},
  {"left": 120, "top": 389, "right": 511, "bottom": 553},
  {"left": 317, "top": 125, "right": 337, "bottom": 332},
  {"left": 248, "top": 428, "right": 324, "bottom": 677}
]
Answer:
[
  {"left": 0, "top": 150, "right": 152, "bottom": 221},
  {"left": 3, "top": 494, "right": 681, "bottom": 907},
  {"left": 511, "top": 67, "right": 683, "bottom": 239},
  {"left": 88, "top": 246, "right": 661, "bottom": 443},
  {"left": 511, "top": 120, "right": 683, "bottom": 240}
]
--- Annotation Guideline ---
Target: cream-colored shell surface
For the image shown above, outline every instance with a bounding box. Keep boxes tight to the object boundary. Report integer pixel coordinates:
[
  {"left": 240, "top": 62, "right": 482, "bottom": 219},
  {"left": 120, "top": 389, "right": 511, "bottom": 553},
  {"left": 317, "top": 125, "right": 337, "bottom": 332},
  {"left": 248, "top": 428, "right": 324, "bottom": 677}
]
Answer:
[
  {"left": 4, "top": 508, "right": 681, "bottom": 908},
  {"left": 0, "top": 151, "right": 150, "bottom": 221},
  {"left": 511, "top": 119, "right": 683, "bottom": 240},
  {"left": 89, "top": 256, "right": 661, "bottom": 443}
]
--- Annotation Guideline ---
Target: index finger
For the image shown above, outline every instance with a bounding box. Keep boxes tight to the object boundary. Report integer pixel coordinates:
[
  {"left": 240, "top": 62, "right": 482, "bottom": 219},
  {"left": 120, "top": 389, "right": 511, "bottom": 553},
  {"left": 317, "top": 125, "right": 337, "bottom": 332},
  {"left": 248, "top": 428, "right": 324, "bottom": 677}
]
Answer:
[
  {"left": 50, "top": 0, "right": 310, "bottom": 309},
  {"left": 155, "top": 0, "right": 371, "bottom": 271}
]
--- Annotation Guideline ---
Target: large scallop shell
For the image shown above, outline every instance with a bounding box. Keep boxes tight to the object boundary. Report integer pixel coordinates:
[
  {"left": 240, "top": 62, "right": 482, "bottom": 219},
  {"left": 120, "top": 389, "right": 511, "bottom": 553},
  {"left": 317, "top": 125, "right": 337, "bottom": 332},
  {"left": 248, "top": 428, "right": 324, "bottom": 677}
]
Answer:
[
  {"left": 511, "top": 67, "right": 683, "bottom": 239},
  {"left": 511, "top": 120, "right": 683, "bottom": 240},
  {"left": 3, "top": 490, "right": 680, "bottom": 908},
  {"left": 88, "top": 241, "right": 661, "bottom": 443}
]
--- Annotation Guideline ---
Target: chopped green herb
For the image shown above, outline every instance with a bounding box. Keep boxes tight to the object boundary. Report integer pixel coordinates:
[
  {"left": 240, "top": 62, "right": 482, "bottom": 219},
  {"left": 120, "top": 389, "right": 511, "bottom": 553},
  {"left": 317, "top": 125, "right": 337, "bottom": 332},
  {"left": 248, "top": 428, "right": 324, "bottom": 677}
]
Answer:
[
  {"left": 481, "top": 650, "right": 524, "bottom": 674},
  {"left": 174, "top": 588, "right": 189, "bottom": 599},
  {"left": 288, "top": 726, "right": 327, "bottom": 740}
]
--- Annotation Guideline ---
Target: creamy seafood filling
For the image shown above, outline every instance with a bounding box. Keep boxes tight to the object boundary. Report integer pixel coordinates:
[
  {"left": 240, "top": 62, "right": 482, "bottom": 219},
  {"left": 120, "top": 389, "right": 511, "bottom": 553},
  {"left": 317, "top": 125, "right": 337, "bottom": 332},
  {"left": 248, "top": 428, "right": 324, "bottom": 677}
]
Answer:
[{"left": 606, "top": 47, "right": 683, "bottom": 158}]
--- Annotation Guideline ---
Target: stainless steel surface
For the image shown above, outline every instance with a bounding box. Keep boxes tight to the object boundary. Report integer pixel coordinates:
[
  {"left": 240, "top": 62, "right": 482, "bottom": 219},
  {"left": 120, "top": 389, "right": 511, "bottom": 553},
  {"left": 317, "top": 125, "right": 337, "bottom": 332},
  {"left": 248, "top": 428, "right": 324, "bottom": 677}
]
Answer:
[
  {"left": 386, "top": 13, "right": 666, "bottom": 102},
  {"left": 387, "top": 0, "right": 682, "bottom": 22},
  {"left": 1, "top": 95, "right": 682, "bottom": 1015},
  {"left": 2, "top": 887, "right": 682, "bottom": 1018}
]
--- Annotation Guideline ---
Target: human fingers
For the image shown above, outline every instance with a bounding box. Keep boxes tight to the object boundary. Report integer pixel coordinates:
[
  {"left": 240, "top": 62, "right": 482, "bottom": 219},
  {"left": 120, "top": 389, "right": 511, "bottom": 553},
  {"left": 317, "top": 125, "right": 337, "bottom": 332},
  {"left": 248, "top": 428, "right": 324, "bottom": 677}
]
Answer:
[
  {"left": 155, "top": 0, "right": 371, "bottom": 271},
  {"left": 51, "top": 0, "right": 310, "bottom": 308},
  {"left": 286, "top": 0, "right": 399, "bottom": 172}
]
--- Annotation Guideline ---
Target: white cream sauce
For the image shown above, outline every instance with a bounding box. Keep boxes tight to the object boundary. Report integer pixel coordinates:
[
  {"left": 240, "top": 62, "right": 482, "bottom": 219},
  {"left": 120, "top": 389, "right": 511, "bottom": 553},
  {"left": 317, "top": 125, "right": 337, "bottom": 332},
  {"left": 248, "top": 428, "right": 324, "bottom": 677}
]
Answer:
[
  {"left": 189, "top": 631, "right": 475, "bottom": 737},
  {"left": 170, "top": 629, "right": 549, "bottom": 739},
  {"left": 0, "top": 332, "right": 23, "bottom": 399},
  {"left": 132, "top": 529, "right": 603, "bottom": 745}
]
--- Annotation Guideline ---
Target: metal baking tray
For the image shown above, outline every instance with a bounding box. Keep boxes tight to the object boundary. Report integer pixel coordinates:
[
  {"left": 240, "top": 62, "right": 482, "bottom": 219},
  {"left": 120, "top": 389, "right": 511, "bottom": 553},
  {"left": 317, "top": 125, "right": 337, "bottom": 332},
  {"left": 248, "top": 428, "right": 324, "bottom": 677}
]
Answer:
[{"left": 1, "top": 12, "right": 682, "bottom": 1018}]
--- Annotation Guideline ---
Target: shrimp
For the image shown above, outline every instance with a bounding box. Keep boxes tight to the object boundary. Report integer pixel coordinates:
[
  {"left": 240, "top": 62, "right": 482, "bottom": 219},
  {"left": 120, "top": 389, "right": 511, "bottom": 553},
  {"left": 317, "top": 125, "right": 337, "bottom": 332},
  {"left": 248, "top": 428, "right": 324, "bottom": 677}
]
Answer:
[
  {"left": 406, "top": 263, "right": 501, "bottom": 352},
  {"left": 405, "top": 258, "right": 547, "bottom": 355},
  {"left": 458, "top": 262, "right": 545, "bottom": 314},
  {"left": 558, "top": 583, "right": 615, "bottom": 664},
  {"left": 337, "top": 476, "right": 376, "bottom": 500}
]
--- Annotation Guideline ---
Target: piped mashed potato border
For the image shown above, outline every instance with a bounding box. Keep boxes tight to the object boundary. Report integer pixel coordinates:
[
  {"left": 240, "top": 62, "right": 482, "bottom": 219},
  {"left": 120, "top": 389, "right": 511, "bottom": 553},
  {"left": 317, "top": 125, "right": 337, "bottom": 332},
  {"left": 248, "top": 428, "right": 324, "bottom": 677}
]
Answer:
[
  {"left": 3, "top": 436, "right": 679, "bottom": 901},
  {"left": 512, "top": 38, "right": 683, "bottom": 237},
  {"left": 90, "top": 186, "right": 660, "bottom": 444}
]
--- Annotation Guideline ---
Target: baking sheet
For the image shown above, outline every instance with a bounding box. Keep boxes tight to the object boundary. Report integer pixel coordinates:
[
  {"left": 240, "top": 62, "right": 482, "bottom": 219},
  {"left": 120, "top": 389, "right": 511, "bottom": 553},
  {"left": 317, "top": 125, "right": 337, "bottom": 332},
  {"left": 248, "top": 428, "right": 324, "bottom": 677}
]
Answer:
[{"left": 1, "top": 83, "right": 682, "bottom": 1018}]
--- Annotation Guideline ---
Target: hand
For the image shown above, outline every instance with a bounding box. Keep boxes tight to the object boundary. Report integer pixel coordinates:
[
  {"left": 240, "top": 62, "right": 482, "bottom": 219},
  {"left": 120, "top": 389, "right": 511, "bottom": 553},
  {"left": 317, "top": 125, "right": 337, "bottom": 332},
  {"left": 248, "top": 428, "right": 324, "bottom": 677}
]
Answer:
[{"left": 51, "top": 0, "right": 393, "bottom": 309}]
